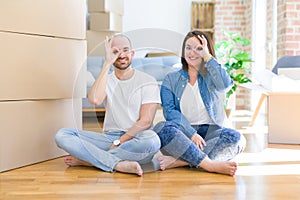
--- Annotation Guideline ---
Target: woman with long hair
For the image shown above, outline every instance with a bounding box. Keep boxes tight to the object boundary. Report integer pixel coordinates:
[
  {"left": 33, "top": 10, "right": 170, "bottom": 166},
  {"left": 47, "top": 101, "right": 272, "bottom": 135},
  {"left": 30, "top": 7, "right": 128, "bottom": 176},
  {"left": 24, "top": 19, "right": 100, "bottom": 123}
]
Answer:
[{"left": 153, "top": 30, "right": 246, "bottom": 176}]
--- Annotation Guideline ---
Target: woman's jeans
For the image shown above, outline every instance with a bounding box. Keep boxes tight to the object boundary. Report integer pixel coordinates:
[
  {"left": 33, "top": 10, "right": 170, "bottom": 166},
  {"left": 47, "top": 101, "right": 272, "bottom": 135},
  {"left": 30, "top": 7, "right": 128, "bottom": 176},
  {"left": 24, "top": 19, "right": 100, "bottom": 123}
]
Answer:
[
  {"left": 153, "top": 121, "right": 246, "bottom": 167},
  {"left": 55, "top": 128, "right": 161, "bottom": 172}
]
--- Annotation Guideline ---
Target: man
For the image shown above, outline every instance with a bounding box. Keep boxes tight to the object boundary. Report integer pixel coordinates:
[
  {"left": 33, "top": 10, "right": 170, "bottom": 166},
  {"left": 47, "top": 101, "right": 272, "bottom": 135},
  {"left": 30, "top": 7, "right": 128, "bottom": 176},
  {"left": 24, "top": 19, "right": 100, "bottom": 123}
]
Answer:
[{"left": 55, "top": 34, "right": 161, "bottom": 176}]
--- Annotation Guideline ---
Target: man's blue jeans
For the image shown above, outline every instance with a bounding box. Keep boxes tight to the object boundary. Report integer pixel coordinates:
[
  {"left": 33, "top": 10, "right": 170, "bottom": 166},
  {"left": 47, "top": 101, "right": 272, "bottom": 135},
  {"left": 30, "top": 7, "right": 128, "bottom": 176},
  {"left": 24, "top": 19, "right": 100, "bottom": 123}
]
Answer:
[
  {"left": 153, "top": 121, "right": 246, "bottom": 167},
  {"left": 55, "top": 128, "right": 161, "bottom": 172}
]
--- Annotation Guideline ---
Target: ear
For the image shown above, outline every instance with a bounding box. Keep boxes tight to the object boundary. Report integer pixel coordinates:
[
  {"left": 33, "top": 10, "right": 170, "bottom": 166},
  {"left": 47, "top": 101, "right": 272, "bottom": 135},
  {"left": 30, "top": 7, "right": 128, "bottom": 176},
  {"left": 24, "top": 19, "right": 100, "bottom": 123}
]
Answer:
[{"left": 130, "top": 50, "right": 135, "bottom": 58}]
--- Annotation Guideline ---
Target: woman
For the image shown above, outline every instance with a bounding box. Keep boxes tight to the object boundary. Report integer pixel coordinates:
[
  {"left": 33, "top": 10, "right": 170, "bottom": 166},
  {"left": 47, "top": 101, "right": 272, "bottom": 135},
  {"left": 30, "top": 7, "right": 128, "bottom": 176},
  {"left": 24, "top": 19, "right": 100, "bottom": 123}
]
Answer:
[{"left": 153, "top": 30, "right": 246, "bottom": 176}]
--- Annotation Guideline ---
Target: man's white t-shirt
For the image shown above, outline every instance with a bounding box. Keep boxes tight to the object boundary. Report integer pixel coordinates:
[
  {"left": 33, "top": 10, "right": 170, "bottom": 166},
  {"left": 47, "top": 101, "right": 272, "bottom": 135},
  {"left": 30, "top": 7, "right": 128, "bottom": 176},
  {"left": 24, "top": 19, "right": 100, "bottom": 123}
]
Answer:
[{"left": 103, "top": 69, "right": 161, "bottom": 132}]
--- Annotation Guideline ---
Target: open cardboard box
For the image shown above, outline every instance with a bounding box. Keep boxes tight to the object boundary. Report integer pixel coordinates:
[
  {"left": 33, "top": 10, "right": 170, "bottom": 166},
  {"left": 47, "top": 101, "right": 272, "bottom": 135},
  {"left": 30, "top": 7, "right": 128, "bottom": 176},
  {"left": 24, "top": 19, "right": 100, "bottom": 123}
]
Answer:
[
  {"left": 267, "top": 92, "right": 300, "bottom": 144},
  {"left": 244, "top": 69, "right": 300, "bottom": 144}
]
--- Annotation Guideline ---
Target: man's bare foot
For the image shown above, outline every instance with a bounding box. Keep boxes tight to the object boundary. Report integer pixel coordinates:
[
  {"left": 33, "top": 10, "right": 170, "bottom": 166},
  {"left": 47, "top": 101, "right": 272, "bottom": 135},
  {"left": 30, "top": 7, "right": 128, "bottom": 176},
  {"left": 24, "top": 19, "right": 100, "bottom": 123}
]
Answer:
[
  {"left": 157, "top": 155, "right": 188, "bottom": 170},
  {"left": 200, "top": 157, "right": 237, "bottom": 176},
  {"left": 63, "top": 155, "right": 92, "bottom": 167},
  {"left": 114, "top": 161, "right": 143, "bottom": 176}
]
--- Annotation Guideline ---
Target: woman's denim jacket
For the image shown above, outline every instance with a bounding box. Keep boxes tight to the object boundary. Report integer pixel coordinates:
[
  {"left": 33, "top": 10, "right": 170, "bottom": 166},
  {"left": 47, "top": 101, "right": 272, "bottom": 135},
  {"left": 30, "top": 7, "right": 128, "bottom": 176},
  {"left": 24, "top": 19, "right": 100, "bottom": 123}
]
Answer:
[{"left": 160, "top": 58, "right": 233, "bottom": 139}]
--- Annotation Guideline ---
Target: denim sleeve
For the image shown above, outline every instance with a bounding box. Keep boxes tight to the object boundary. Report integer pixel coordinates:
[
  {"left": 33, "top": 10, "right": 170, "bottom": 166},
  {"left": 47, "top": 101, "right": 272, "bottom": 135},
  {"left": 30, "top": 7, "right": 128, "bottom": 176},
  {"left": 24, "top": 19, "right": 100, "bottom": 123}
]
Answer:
[
  {"left": 205, "top": 58, "right": 233, "bottom": 92},
  {"left": 160, "top": 75, "right": 196, "bottom": 139}
]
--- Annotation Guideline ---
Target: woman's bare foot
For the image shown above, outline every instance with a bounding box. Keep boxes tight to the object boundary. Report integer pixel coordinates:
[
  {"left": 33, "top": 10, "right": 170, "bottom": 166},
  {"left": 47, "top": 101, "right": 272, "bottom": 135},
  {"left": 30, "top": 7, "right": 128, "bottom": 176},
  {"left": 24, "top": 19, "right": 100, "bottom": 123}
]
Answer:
[
  {"left": 157, "top": 155, "right": 189, "bottom": 170},
  {"left": 63, "top": 155, "right": 92, "bottom": 167},
  {"left": 114, "top": 161, "right": 143, "bottom": 176},
  {"left": 199, "top": 157, "right": 237, "bottom": 176}
]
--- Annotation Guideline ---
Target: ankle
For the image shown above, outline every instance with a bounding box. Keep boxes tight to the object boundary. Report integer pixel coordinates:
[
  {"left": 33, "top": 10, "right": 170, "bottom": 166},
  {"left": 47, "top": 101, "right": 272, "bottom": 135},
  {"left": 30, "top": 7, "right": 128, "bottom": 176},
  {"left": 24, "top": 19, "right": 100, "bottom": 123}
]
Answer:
[{"left": 199, "top": 157, "right": 215, "bottom": 172}]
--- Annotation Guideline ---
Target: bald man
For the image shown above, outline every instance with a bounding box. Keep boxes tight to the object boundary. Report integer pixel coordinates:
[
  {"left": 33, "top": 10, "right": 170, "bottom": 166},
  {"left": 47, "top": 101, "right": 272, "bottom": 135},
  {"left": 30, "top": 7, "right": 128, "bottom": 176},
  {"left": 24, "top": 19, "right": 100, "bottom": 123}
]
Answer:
[{"left": 55, "top": 35, "right": 161, "bottom": 176}]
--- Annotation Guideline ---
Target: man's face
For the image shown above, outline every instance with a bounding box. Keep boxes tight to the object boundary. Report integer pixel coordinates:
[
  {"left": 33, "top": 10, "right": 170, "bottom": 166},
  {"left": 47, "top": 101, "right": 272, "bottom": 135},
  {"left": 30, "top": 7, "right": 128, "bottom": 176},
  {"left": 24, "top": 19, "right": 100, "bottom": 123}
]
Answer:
[{"left": 111, "top": 36, "right": 134, "bottom": 70}]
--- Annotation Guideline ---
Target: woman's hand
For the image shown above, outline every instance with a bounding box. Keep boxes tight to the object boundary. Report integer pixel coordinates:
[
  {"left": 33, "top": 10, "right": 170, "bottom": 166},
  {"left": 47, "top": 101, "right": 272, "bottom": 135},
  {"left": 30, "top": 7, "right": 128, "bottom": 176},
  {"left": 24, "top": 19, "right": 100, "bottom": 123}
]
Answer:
[
  {"left": 191, "top": 133, "right": 206, "bottom": 151},
  {"left": 197, "top": 35, "right": 211, "bottom": 60}
]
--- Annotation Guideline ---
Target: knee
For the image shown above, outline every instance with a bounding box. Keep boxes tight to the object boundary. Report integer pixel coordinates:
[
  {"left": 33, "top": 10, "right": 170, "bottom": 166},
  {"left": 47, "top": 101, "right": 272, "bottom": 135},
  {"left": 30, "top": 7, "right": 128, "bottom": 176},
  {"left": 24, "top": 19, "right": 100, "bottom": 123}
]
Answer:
[
  {"left": 55, "top": 128, "right": 66, "bottom": 147},
  {"left": 222, "top": 128, "right": 242, "bottom": 144},
  {"left": 153, "top": 121, "right": 181, "bottom": 146},
  {"left": 153, "top": 121, "right": 178, "bottom": 134},
  {"left": 55, "top": 128, "right": 74, "bottom": 147},
  {"left": 136, "top": 130, "right": 161, "bottom": 152},
  {"left": 238, "top": 134, "right": 247, "bottom": 153},
  {"left": 153, "top": 121, "right": 167, "bottom": 133}
]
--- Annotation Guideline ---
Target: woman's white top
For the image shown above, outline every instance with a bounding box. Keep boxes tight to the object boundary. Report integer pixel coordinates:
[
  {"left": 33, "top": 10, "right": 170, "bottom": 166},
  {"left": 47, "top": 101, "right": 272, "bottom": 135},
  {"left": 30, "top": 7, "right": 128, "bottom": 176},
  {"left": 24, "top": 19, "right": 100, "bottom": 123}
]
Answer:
[{"left": 180, "top": 80, "right": 212, "bottom": 125}]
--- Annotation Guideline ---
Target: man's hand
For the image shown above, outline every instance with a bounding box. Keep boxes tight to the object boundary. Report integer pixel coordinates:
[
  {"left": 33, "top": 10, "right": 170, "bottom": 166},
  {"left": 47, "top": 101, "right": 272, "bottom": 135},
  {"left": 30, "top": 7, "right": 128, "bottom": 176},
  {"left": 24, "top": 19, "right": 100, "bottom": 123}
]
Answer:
[
  {"left": 109, "top": 144, "right": 117, "bottom": 150},
  {"left": 104, "top": 36, "right": 121, "bottom": 65},
  {"left": 191, "top": 133, "right": 206, "bottom": 150}
]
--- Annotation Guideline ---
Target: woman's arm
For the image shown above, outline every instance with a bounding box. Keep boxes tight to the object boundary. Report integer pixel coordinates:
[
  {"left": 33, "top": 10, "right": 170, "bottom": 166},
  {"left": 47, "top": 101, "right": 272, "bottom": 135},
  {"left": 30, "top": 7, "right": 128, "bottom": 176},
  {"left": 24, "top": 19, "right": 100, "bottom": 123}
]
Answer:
[
  {"left": 197, "top": 35, "right": 233, "bottom": 92},
  {"left": 205, "top": 58, "right": 233, "bottom": 92}
]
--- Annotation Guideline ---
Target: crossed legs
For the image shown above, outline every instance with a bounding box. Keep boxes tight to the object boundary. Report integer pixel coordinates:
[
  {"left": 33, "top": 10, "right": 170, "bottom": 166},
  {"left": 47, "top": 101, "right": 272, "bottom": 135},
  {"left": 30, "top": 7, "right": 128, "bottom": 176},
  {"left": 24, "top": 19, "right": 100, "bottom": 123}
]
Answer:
[
  {"left": 55, "top": 128, "right": 160, "bottom": 176},
  {"left": 153, "top": 122, "right": 244, "bottom": 176}
]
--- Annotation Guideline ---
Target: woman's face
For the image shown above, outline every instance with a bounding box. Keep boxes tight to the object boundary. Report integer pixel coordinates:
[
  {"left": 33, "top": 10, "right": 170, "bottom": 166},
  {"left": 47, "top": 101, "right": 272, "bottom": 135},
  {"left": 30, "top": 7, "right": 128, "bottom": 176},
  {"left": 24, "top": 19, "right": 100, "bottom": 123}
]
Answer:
[{"left": 184, "top": 36, "right": 203, "bottom": 67}]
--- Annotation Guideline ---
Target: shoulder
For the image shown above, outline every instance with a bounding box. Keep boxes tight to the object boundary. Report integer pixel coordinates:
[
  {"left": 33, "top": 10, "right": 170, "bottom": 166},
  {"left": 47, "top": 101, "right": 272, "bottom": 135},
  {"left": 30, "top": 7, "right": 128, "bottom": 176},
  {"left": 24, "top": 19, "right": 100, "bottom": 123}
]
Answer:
[{"left": 164, "top": 69, "right": 184, "bottom": 80}]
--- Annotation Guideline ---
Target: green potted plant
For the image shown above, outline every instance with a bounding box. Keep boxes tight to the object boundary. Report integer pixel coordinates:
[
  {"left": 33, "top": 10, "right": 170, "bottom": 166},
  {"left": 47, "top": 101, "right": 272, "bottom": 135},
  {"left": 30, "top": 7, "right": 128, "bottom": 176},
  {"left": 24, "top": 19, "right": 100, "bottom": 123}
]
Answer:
[{"left": 214, "top": 31, "right": 252, "bottom": 116}]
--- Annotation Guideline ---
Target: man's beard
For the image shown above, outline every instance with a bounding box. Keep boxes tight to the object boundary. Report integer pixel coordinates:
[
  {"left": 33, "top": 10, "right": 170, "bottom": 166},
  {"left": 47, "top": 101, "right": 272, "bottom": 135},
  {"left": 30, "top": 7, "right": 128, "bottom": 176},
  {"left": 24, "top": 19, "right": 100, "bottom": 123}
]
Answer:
[{"left": 114, "top": 61, "right": 131, "bottom": 70}]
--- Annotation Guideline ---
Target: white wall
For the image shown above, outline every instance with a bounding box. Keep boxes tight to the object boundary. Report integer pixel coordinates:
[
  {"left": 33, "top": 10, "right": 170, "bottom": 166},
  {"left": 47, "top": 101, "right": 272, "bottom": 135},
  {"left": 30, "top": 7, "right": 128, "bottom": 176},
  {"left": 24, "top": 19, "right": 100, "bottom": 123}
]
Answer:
[
  {"left": 123, "top": 0, "right": 192, "bottom": 35},
  {"left": 122, "top": 0, "right": 198, "bottom": 56},
  {"left": 251, "top": 0, "right": 267, "bottom": 113}
]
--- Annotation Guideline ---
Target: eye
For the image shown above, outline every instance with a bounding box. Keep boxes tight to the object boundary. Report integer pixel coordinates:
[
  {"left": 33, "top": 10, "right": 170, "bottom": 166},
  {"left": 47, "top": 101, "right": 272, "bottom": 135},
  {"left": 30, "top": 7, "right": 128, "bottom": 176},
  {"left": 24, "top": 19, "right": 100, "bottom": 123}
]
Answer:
[
  {"left": 123, "top": 49, "right": 130, "bottom": 53},
  {"left": 197, "top": 47, "right": 203, "bottom": 51},
  {"left": 185, "top": 46, "right": 191, "bottom": 50}
]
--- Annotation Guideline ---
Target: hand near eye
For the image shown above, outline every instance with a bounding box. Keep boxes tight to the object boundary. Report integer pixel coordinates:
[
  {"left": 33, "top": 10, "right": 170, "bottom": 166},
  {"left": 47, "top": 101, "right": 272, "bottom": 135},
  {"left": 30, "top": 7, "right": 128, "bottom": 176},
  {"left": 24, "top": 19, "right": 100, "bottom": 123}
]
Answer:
[
  {"left": 197, "top": 35, "right": 211, "bottom": 60},
  {"left": 104, "top": 36, "right": 121, "bottom": 65},
  {"left": 191, "top": 133, "right": 206, "bottom": 151}
]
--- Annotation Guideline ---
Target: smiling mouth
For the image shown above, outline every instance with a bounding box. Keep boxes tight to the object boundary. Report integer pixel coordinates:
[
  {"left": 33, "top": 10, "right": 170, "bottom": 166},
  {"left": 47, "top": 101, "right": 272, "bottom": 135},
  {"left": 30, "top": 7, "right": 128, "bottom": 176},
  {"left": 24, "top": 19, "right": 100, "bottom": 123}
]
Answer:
[
  {"left": 119, "top": 60, "right": 127, "bottom": 65},
  {"left": 117, "top": 58, "right": 127, "bottom": 63}
]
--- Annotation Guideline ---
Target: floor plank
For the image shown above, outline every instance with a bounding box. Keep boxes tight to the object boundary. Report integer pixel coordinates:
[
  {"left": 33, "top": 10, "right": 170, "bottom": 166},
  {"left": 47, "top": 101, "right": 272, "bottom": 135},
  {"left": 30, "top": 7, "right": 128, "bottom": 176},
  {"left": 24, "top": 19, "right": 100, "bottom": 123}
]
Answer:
[{"left": 1, "top": 144, "right": 300, "bottom": 200}]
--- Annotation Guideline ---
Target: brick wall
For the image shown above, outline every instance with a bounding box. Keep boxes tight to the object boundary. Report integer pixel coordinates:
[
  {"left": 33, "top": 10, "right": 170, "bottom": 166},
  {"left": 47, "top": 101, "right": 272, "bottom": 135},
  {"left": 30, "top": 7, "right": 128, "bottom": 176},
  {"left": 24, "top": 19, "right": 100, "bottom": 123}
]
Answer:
[
  {"left": 214, "top": 0, "right": 252, "bottom": 110},
  {"left": 214, "top": 0, "right": 300, "bottom": 109},
  {"left": 203, "top": 0, "right": 299, "bottom": 110},
  {"left": 214, "top": 0, "right": 248, "bottom": 42},
  {"left": 277, "top": 0, "right": 300, "bottom": 58}
]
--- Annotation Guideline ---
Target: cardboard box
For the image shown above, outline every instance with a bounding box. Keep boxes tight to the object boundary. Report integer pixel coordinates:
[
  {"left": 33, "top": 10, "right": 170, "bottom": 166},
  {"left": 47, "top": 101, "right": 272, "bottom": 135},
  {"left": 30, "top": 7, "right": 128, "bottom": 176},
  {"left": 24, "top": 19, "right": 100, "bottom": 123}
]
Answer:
[
  {"left": 246, "top": 69, "right": 300, "bottom": 144},
  {"left": 90, "top": 12, "right": 122, "bottom": 32},
  {"left": 0, "top": 0, "right": 86, "bottom": 40},
  {"left": 0, "top": 98, "right": 82, "bottom": 172},
  {"left": 87, "top": 30, "right": 118, "bottom": 55},
  {"left": 88, "top": 0, "right": 124, "bottom": 15},
  {"left": 0, "top": 31, "right": 86, "bottom": 101},
  {"left": 268, "top": 92, "right": 300, "bottom": 144}
]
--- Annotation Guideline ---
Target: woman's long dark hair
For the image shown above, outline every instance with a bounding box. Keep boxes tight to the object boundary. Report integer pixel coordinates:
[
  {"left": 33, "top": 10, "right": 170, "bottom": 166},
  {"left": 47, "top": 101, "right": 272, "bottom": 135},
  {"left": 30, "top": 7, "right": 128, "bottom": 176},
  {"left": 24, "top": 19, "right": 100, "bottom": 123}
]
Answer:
[{"left": 181, "top": 30, "right": 215, "bottom": 74}]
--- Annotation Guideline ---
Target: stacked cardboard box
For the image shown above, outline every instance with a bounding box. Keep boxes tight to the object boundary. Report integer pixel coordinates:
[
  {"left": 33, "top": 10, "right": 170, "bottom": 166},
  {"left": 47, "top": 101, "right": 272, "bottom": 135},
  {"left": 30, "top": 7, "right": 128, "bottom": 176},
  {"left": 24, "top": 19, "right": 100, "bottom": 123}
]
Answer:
[
  {"left": 0, "top": 0, "right": 86, "bottom": 172},
  {"left": 87, "top": 0, "right": 124, "bottom": 56}
]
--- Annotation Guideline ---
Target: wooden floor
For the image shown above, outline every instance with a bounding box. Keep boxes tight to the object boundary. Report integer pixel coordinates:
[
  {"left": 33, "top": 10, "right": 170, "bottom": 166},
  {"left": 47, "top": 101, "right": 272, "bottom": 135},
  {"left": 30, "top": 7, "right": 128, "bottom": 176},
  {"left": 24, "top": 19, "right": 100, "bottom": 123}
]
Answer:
[{"left": 1, "top": 111, "right": 300, "bottom": 200}]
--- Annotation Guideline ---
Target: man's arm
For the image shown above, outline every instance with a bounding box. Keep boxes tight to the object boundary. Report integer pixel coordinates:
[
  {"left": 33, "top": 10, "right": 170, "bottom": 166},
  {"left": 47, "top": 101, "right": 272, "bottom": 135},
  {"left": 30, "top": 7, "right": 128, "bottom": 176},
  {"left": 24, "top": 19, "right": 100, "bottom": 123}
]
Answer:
[
  {"left": 88, "top": 61, "right": 111, "bottom": 105},
  {"left": 119, "top": 103, "right": 159, "bottom": 143},
  {"left": 88, "top": 36, "right": 120, "bottom": 105}
]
